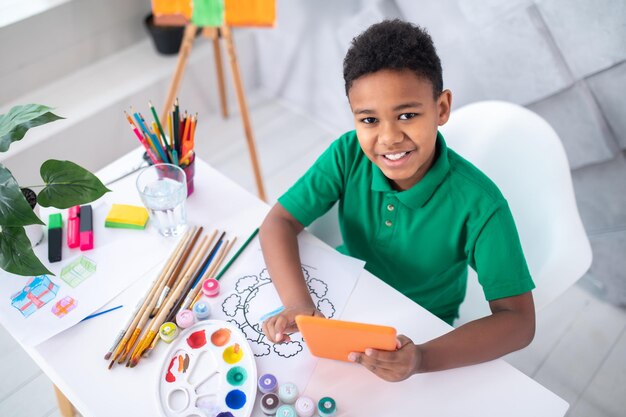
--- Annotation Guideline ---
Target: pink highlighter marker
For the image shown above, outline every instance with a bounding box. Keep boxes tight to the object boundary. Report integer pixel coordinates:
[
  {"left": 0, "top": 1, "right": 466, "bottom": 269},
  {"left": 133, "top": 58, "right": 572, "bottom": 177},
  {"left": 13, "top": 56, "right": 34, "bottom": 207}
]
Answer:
[
  {"left": 67, "top": 205, "right": 81, "bottom": 248},
  {"left": 79, "top": 204, "right": 93, "bottom": 251}
]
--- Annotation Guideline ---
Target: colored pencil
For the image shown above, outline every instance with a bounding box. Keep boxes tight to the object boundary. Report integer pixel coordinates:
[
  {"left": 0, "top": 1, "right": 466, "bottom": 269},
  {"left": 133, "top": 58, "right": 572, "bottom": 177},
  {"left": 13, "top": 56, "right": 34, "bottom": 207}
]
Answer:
[
  {"left": 81, "top": 305, "right": 123, "bottom": 322},
  {"left": 124, "top": 112, "right": 160, "bottom": 164},
  {"left": 181, "top": 115, "right": 195, "bottom": 158},
  {"left": 149, "top": 100, "right": 170, "bottom": 155},
  {"left": 134, "top": 110, "right": 169, "bottom": 163},
  {"left": 167, "top": 113, "right": 173, "bottom": 156},
  {"left": 215, "top": 228, "right": 259, "bottom": 281},
  {"left": 181, "top": 113, "right": 191, "bottom": 145},
  {"left": 173, "top": 99, "right": 180, "bottom": 155}
]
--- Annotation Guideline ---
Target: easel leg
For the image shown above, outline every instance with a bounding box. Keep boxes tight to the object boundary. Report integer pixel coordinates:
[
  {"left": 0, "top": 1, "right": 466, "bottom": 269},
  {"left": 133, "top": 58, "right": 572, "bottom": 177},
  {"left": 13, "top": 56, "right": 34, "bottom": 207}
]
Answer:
[
  {"left": 161, "top": 24, "right": 198, "bottom": 122},
  {"left": 221, "top": 25, "right": 267, "bottom": 201},
  {"left": 54, "top": 384, "right": 76, "bottom": 417},
  {"left": 202, "top": 27, "right": 229, "bottom": 118},
  {"left": 213, "top": 30, "right": 229, "bottom": 118}
]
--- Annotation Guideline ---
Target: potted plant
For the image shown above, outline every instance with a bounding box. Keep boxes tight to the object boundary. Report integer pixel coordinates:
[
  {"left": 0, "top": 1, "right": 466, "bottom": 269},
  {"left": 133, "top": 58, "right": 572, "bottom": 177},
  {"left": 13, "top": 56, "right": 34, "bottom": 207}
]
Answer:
[{"left": 0, "top": 104, "right": 110, "bottom": 277}]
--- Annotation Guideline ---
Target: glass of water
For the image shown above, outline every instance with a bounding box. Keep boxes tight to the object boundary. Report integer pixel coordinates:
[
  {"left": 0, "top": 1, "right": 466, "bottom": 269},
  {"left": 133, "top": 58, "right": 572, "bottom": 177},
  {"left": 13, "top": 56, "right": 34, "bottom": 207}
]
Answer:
[{"left": 136, "top": 163, "right": 188, "bottom": 237}]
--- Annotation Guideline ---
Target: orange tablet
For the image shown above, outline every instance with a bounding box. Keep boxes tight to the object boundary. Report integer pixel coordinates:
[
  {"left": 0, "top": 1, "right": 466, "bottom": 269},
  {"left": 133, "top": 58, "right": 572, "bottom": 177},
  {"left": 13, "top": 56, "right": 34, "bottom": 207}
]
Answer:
[{"left": 295, "top": 315, "right": 397, "bottom": 362}]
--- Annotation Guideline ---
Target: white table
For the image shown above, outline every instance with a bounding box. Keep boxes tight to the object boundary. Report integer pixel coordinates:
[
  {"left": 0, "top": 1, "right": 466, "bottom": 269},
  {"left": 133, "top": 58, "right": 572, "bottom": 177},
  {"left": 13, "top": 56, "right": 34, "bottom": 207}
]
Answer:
[{"left": 16, "top": 150, "right": 567, "bottom": 417}]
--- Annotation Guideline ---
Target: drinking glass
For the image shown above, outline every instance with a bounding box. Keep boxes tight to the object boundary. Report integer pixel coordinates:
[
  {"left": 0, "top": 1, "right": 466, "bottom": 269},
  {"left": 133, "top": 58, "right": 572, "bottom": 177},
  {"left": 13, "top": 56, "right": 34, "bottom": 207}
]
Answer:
[{"left": 136, "top": 163, "right": 187, "bottom": 236}]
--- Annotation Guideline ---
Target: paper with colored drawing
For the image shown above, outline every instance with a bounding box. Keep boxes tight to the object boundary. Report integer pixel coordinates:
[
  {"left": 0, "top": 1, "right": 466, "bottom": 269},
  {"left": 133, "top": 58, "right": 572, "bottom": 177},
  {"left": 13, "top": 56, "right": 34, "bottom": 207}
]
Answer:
[
  {"left": 209, "top": 234, "right": 365, "bottom": 392},
  {"left": 0, "top": 203, "right": 175, "bottom": 347}
]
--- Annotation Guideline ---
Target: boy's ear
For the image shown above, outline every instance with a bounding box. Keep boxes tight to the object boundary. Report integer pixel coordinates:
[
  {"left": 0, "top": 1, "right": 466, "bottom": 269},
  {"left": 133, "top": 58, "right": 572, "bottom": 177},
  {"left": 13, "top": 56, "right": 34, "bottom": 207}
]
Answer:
[{"left": 437, "top": 89, "right": 452, "bottom": 126}]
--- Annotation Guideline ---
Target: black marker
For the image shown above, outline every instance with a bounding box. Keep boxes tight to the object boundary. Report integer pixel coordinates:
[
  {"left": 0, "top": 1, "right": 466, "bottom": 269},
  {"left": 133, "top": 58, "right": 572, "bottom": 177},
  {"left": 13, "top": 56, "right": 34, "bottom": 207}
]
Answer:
[
  {"left": 48, "top": 213, "right": 62, "bottom": 262},
  {"left": 79, "top": 204, "right": 93, "bottom": 251}
]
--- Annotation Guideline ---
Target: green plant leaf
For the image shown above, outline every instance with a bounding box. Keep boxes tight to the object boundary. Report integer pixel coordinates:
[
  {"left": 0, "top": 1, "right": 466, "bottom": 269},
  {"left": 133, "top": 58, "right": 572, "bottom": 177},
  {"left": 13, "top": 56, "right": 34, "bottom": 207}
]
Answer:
[
  {"left": 0, "top": 165, "right": 45, "bottom": 226},
  {"left": 0, "top": 226, "right": 52, "bottom": 276},
  {"left": 0, "top": 104, "right": 64, "bottom": 152},
  {"left": 37, "top": 160, "right": 110, "bottom": 209}
]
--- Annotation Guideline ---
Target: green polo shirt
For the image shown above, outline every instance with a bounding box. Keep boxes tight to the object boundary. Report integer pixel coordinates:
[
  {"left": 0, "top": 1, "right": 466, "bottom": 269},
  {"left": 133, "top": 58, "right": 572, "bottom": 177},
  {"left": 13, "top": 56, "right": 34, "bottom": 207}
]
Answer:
[{"left": 278, "top": 130, "right": 534, "bottom": 324}]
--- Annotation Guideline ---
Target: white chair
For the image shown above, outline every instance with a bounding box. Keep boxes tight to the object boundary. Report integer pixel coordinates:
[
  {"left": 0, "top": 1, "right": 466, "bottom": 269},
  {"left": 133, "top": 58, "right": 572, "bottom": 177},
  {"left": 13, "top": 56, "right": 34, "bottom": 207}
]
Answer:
[
  {"left": 440, "top": 101, "right": 592, "bottom": 324},
  {"left": 309, "top": 100, "right": 592, "bottom": 325}
]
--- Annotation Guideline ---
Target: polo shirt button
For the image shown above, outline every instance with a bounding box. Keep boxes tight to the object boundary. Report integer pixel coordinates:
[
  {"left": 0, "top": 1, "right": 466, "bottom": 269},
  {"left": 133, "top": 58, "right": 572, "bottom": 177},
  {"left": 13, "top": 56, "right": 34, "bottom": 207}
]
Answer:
[
  {"left": 387, "top": 204, "right": 395, "bottom": 211},
  {"left": 385, "top": 220, "right": 392, "bottom": 227}
]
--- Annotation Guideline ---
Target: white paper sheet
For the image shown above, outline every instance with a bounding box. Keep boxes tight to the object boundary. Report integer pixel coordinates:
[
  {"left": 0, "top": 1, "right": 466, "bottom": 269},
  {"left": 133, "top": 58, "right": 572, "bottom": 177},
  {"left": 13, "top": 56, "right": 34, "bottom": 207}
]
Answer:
[
  {"left": 0, "top": 203, "right": 176, "bottom": 347},
  {"left": 208, "top": 235, "right": 365, "bottom": 393}
]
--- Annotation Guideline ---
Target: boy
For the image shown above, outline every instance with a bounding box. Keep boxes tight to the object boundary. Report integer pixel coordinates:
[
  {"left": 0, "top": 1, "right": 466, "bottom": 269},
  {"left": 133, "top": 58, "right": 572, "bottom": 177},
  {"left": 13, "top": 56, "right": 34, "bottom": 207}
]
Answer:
[{"left": 260, "top": 19, "right": 535, "bottom": 382}]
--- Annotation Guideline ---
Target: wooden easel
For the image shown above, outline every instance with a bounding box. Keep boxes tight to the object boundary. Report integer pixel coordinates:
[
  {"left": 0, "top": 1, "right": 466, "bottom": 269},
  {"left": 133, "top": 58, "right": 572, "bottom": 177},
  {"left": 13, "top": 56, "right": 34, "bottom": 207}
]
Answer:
[{"left": 161, "top": 23, "right": 267, "bottom": 201}]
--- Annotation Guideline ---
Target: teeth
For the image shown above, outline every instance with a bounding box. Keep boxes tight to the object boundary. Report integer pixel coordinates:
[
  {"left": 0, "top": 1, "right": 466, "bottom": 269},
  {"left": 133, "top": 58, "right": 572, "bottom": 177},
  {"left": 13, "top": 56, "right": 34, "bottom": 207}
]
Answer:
[{"left": 384, "top": 152, "right": 407, "bottom": 161}]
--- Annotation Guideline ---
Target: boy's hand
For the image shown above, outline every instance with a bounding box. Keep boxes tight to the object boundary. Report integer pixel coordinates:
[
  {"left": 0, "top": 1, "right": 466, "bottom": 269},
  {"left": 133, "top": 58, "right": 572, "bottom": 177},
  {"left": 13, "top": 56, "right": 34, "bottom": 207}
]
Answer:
[
  {"left": 261, "top": 306, "right": 324, "bottom": 343},
  {"left": 348, "top": 335, "right": 421, "bottom": 382}
]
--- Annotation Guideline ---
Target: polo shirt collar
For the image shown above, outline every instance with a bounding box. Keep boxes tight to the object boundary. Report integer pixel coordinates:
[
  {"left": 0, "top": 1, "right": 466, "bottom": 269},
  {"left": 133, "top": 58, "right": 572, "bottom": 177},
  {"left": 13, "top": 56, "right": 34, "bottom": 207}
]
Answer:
[{"left": 371, "top": 131, "right": 450, "bottom": 209}]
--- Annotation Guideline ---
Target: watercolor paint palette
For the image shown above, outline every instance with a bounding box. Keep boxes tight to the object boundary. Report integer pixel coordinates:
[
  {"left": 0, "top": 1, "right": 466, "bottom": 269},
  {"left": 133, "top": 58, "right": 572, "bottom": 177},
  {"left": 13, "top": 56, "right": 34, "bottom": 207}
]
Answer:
[{"left": 158, "top": 320, "right": 257, "bottom": 417}]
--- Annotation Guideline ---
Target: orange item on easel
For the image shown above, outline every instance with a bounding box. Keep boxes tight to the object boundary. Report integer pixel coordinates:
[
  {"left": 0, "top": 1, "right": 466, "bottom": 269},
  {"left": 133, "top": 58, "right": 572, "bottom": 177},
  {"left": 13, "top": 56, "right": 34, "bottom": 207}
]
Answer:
[
  {"left": 225, "top": 0, "right": 276, "bottom": 27},
  {"left": 151, "top": 0, "right": 192, "bottom": 26}
]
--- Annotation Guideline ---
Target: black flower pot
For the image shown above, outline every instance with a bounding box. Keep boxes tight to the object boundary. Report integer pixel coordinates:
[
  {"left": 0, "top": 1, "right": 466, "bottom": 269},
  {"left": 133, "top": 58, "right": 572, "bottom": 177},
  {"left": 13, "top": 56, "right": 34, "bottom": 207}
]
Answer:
[{"left": 144, "top": 14, "right": 185, "bottom": 55}]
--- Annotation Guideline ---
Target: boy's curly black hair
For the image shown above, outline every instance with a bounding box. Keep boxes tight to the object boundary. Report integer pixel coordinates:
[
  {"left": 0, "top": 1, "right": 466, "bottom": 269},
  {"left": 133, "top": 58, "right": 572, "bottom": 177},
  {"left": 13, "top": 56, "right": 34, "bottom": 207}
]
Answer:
[{"left": 343, "top": 19, "right": 443, "bottom": 99}]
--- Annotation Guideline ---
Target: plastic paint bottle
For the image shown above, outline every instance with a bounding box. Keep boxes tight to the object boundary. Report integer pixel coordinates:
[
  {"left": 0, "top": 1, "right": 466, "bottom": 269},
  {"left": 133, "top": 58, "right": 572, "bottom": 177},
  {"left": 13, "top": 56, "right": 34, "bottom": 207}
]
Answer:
[
  {"left": 192, "top": 301, "right": 211, "bottom": 320},
  {"left": 317, "top": 397, "right": 336, "bottom": 417},
  {"left": 258, "top": 373, "right": 278, "bottom": 394},
  {"left": 202, "top": 278, "right": 220, "bottom": 297},
  {"left": 277, "top": 382, "right": 299, "bottom": 404},
  {"left": 260, "top": 393, "right": 280, "bottom": 415},
  {"left": 275, "top": 404, "right": 296, "bottom": 417},
  {"left": 295, "top": 396, "right": 315, "bottom": 417},
  {"left": 159, "top": 322, "right": 179, "bottom": 343},
  {"left": 176, "top": 309, "right": 195, "bottom": 329}
]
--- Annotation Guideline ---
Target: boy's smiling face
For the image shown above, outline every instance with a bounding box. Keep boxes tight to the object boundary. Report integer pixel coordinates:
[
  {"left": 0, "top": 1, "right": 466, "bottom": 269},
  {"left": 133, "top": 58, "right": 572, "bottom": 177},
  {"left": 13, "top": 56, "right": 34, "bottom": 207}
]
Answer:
[{"left": 348, "top": 69, "right": 451, "bottom": 191}]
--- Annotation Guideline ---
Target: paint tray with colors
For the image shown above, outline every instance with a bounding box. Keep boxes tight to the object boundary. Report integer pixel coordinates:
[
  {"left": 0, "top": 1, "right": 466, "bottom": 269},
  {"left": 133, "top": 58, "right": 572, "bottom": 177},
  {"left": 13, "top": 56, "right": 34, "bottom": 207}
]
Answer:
[{"left": 158, "top": 320, "right": 257, "bottom": 417}]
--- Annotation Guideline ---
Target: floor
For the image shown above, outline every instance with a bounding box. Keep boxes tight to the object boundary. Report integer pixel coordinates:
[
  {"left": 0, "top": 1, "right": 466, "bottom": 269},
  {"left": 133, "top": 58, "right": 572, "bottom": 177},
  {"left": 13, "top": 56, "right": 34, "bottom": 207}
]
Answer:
[{"left": 1, "top": 98, "right": 625, "bottom": 417}]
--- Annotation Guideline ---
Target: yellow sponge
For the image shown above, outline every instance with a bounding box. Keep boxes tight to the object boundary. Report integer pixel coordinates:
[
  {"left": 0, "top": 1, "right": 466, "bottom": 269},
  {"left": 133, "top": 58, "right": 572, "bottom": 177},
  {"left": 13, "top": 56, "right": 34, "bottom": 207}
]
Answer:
[{"left": 105, "top": 204, "right": 149, "bottom": 229}]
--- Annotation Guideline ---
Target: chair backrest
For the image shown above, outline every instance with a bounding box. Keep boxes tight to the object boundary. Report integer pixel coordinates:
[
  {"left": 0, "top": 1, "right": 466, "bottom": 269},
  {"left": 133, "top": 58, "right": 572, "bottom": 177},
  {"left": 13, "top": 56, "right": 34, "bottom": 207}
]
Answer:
[{"left": 440, "top": 101, "right": 592, "bottom": 324}]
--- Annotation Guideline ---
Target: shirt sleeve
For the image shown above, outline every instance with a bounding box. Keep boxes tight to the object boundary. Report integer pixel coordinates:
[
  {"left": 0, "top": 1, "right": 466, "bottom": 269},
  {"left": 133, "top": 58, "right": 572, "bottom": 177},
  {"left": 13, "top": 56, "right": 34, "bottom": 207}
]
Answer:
[
  {"left": 469, "top": 202, "right": 535, "bottom": 301},
  {"left": 278, "top": 136, "right": 348, "bottom": 227}
]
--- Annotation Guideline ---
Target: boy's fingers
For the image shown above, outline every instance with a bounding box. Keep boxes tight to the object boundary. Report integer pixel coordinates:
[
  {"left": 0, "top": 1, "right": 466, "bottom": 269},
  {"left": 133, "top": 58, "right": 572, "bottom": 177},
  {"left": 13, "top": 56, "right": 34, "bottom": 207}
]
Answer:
[
  {"left": 266, "top": 314, "right": 297, "bottom": 343},
  {"left": 363, "top": 347, "right": 402, "bottom": 364},
  {"left": 396, "top": 334, "right": 413, "bottom": 348},
  {"left": 349, "top": 352, "right": 395, "bottom": 373}
]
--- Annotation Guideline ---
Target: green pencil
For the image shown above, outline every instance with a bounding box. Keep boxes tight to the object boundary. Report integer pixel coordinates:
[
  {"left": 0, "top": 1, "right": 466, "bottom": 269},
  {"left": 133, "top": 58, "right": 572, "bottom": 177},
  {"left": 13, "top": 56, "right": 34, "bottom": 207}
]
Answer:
[
  {"left": 173, "top": 98, "right": 180, "bottom": 155},
  {"left": 215, "top": 228, "right": 259, "bottom": 281},
  {"left": 149, "top": 101, "right": 170, "bottom": 155}
]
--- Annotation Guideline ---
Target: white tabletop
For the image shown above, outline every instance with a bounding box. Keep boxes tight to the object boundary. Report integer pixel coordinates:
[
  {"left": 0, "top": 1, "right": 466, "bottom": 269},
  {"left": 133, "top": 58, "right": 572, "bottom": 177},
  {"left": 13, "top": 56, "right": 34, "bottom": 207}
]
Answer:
[{"left": 18, "top": 150, "right": 567, "bottom": 417}]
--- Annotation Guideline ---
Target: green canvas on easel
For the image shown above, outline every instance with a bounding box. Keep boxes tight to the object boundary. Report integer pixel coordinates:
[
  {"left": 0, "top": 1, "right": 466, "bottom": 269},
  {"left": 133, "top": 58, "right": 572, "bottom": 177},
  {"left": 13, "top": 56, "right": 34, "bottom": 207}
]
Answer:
[{"left": 192, "top": 0, "right": 225, "bottom": 27}]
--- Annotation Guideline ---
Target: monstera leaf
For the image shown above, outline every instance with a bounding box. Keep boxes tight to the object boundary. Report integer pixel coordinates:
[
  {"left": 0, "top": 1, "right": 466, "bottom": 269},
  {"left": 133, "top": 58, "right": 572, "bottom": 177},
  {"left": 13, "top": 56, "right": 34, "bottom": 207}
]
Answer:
[
  {"left": 0, "top": 226, "right": 52, "bottom": 276},
  {"left": 0, "top": 104, "right": 63, "bottom": 152},
  {"left": 0, "top": 166, "right": 44, "bottom": 226},
  {"left": 37, "top": 160, "right": 110, "bottom": 209}
]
